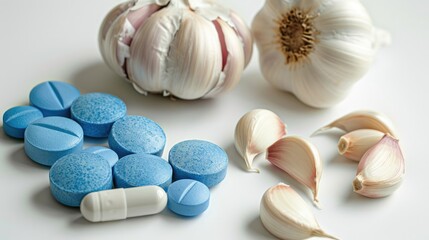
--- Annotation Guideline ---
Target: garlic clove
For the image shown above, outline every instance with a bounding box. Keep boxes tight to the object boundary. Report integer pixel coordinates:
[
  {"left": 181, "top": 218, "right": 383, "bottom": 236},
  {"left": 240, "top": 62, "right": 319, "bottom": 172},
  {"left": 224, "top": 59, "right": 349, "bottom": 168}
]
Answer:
[
  {"left": 234, "top": 109, "right": 286, "bottom": 173},
  {"left": 338, "top": 129, "right": 384, "bottom": 161},
  {"left": 203, "top": 18, "right": 245, "bottom": 98},
  {"left": 353, "top": 134, "right": 405, "bottom": 198},
  {"left": 128, "top": 8, "right": 183, "bottom": 94},
  {"left": 260, "top": 183, "right": 338, "bottom": 240},
  {"left": 229, "top": 10, "right": 253, "bottom": 67},
  {"left": 266, "top": 136, "right": 322, "bottom": 206},
  {"left": 312, "top": 110, "right": 397, "bottom": 137}
]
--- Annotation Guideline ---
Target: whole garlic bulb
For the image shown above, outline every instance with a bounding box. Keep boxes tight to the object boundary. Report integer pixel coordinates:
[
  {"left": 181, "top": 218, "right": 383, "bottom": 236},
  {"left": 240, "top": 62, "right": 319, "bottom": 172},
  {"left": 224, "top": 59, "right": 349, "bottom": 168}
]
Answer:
[
  {"left": 99, "top": 0, "right": 253, "bottom": 100},
  {"left": 252, "top": 0, "right": 390, "bottom": 108}
]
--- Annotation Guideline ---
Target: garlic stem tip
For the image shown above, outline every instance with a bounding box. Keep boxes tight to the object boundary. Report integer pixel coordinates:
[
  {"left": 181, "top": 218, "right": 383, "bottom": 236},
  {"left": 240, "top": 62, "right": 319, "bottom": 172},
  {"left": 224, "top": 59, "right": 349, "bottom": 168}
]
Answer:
[
  {"left": 313, "top": 199, "right": 322, "bottom": 209},
  {"left": 247, "top": 168, "right": 260, "bottom": 173},
  {"left": 311, "top": 127, "right": 329, "bottom": 137},
  {"left": 313, "top": 229, "right": 339, "bottom": 240}
]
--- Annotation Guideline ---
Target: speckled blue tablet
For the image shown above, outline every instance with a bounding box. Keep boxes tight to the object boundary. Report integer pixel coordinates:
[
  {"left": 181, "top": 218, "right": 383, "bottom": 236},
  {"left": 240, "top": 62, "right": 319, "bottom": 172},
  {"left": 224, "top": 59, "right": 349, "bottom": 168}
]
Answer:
[
  {"left": 168, "top": 140, "right": 228, "bottom": 188},
  {"left": 2, "top": 106, "right": 43, "bottom": 138},
  {"left": 113, "top": 153, "right": 172, "bottom": 190},
  {"left": 49, "top": 152, "right": 113, "bottom": 207},
  {"left": 24, "top": 117, "right": 84, "bottom": 166},
  {"left": 82, "top": 146, "right": 118, "bottom": 167},
  {"left": 29, "top": 81, "right": 80, "bottom": 117},
  {"left": 71, "top": 93, "right": 126, "bottom": 138},
  {"left": 108, "top": 115, "right": 166, "bottom": 157},
  {"left": 167, "top": 179, "right": 210, "bottom": 217}
]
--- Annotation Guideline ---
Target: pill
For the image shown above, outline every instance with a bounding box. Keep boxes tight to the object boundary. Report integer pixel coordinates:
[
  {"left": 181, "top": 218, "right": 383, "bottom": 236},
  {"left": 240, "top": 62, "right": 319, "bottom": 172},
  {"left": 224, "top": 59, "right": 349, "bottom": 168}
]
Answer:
[
  {"left": 80, "top": 185, "right": 167, "bottom": 222},
  {"left": 49, "top": 152, "right": 113, "bottom": 207},
  {"left": 71, "top": 93, "right": 127, "bottom": 138},
  {"left": 82, "top": 146, "right": 119, "bottom": 167},
  {"left": 29, "top": 81, "right": 80, "bottom": 117},
  {"left": 167, "top": 179, "right": 210, "bottom": 217},
  {"left": 168, "top": 140, "right": 228, "bottom": 188},
  {"left": 113, "top": 153, "right": 172, "bottom": 190},
  {"left": 108, "top": 115, "right": 166, "bottom": 157},
  {"left": 2, "top": 106, "right": 43, "bottom": 139},
  {"left": 24, "top": 116, "right": 84, "bottom": 166}
]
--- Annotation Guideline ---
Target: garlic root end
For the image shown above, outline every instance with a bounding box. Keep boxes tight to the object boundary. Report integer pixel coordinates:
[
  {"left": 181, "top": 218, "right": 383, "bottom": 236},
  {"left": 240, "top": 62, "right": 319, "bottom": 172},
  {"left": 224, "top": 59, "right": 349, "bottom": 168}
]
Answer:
[{"left": 337, "top": 137, "right": 349, "bottom": 155}]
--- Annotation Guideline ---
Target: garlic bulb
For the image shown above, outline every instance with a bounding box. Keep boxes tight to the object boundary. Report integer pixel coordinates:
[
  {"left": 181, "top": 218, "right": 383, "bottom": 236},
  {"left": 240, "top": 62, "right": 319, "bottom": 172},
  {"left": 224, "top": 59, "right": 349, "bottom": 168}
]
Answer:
[
  {"left": 260, "top": 183, "right": 337, "bottom": 240},
  {"left": 99, "top": 0, "right": 253, "bottom": 99},
  {"left": 338, "top": 129, "right": 384, "bottom": 161},
  {"left": 252, "top": 0, "right": 390, "bottom": 108},
  {"left": 234, "top": 109, "right": 286, "bottom": 173},
  {"left": 312, "top": 110, "right": 397, "bottom": 137},
  {"left": 266, "top": 136, "right": 322, "bottom": 205},
  {"left": 353, "top": 134, "right": 405, "bottom": 198}
]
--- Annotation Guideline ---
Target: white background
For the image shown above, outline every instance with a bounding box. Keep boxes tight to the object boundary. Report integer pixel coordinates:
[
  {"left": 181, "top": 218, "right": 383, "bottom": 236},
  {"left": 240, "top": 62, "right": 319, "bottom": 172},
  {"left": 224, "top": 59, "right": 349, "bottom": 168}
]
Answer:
[{"left": 0, "top": 0, "right": 427, "bottom": 239}]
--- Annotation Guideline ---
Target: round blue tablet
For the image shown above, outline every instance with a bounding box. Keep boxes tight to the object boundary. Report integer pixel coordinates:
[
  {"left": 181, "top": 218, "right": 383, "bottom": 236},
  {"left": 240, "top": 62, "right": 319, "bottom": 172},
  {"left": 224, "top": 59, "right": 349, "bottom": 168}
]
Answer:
[
  {"left": 167, "top": 179, "right": 210, "bottom": 217},
  {"left": 71, "top": 93, "right": 127, "bottom": 138},
  {"left": 3, "top": 106, "right": 43, "bottom": 139},
  {"left": 168, "top": 140, "right": 228, "bottom": 188},
  {"left": 113, "top": 153, "right": 172, "bottom": 190},
  {"left": 49, "top": 152, "right": 113, "bottom": 207},
  {"left": 29, "top": 81, "right": 80, "bottom": 117},
  {"left": 82, "top": 146, "right": 118, "bottom": 167},
  {"left": 24, "top": 117, "right": 84, "bottom": 166},
  {"left": 108, "top": 115, "right": 166, "bottom": 158}
]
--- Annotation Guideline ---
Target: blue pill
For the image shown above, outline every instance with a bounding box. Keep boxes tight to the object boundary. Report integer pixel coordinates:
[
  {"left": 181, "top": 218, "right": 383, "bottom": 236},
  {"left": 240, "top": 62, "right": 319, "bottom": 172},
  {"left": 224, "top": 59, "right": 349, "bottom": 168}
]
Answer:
[
  {"left": 113, "top": 153, "right": 172, "bottom": 190},
  {"left": 49, "top": 152, "right": 113, "bottom": 207},
  {"left": 168, "top": 140, "right": 228, "bottom": 188},
  {"left": 29, "top": 81, "right": 80, "bottom": 117},
  {"left": 82, "top": 146, "right": 119, "bottom": 167},
  {"left": 71, "top": 93, "right": 127, "bottom": 138},
  {"left": 3, "top": 106, "right": 43, "bottom": 138},
  {"left": 167, "top": 179, "right": 210, "bottom": 217},
  {"left": 24, "top": 117, "right": 84, "bottom": 166},
  {"left": 108, "top": 115, "right": 166, "bottom": 157}
]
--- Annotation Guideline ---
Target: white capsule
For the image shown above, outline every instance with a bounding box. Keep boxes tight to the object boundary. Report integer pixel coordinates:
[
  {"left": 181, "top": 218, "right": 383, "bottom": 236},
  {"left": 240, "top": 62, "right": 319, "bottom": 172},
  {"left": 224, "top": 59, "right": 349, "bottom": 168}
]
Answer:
[{"left": 80, "top": 186, "right": 167, "bottom": 222}]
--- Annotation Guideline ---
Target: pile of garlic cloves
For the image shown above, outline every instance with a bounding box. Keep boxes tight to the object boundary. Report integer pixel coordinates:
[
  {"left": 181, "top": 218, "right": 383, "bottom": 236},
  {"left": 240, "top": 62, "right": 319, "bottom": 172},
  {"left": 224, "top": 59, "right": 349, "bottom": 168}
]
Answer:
[
  {"left": 234, "top": 109, "right": 404, "bottom": 239},
  {"left": 235, "top": 109, "right": 335, "bottom": 238},
  {"left": 314, "top": 110, "right": 405, "bottom": 198}
]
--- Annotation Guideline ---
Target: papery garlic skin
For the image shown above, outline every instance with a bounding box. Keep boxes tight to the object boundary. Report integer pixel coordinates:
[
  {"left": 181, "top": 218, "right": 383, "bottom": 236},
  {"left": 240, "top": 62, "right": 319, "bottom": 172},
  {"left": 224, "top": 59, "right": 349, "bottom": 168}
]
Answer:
[
  {"left": 234, "top": 109, "right": 286, "bottom": 173},
  {"left": 266, "top": 136, "right": 322, "bottom": 205},
  {"left": 99, "top": 0, "right": 253, "bottom": 100},
  {"left": 353, "top": 134, "right": 405, "bottom": 198},
  {"left": 252, "top": 0, "right": 389, "bottom": 108},
  {"left": 260, "top": 183, "right": 337, "bottom": 240},
  {"left": 313, "top": 110, "right": 397, "bottom": 137},
  {"left": 338, "top": 129, "right": 384, "bottom": 161}
]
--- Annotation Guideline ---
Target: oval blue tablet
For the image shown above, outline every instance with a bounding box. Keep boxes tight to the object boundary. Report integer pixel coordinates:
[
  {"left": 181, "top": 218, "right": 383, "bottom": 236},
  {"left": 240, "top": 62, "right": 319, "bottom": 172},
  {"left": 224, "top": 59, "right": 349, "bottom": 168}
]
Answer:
[
  {"left": 3, "top": 106, "right": 43, "bottom": 138},
  {"left": 113, "top": 153, "right": 172, "bottom": 190},
  {"left": 168, "top": 140, "right": 228, "bottom": 188},
  {"left": 108, "top": 115, "right": 166, "bottom": 157},
  {"left": 82, "top": 146, "right": 118, "bottom": 167},
  {"left": 24, "top": 116, "right": 84, "bottom": 166},
  {"left": 49, "top": 152, "right": 113, "bottom": 207},
  {"left": 167, "top": 179, "right": 210, "bottom": 217},
  {"left": 71, "top": 93, "right": 127, "bottom": 138},
  {"left": 29, "top": 81, "right": 80, "bottom": 117}
]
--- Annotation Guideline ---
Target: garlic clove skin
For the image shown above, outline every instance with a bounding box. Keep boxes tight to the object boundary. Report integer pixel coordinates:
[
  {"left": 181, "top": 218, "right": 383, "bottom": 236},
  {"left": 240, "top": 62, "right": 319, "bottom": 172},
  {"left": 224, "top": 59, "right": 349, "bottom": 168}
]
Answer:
[
  {"left": 234, "top": 109, "right": 286, "bottom": 173},
  {"left": 266, "top": 136, "right": 322, "bottom": 206},
  {"left": 353, "top": 134, "right": 405, "bottom": 198},
  {"left": 312, "top": 110, "right": 397, "bottom": 137},
  {"left": 338, "top": 129, "right": 384, "bottom": 161},
  {"left": 260, "top": 183, "right": 338, "bottom": 240},
  {"left": 252, "top": 0, "right": 388, "bottom": 108},
  {"left": 100, "top": 0, "right": 253, "bottom": 100}
]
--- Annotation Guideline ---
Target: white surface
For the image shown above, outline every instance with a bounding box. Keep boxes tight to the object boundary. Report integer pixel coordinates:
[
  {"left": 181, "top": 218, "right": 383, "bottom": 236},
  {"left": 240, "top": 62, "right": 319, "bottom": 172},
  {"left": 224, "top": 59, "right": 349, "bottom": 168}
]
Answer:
[{"left": 0, "top": 0, "right": 427, "bottom": 239}]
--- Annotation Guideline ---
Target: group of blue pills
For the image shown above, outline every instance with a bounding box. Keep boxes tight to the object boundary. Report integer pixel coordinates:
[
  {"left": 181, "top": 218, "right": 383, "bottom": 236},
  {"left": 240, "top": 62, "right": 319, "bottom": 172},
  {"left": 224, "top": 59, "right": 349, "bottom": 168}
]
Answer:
[{"left": 3, "top": 81, "right": 229, "bottom": 220}]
